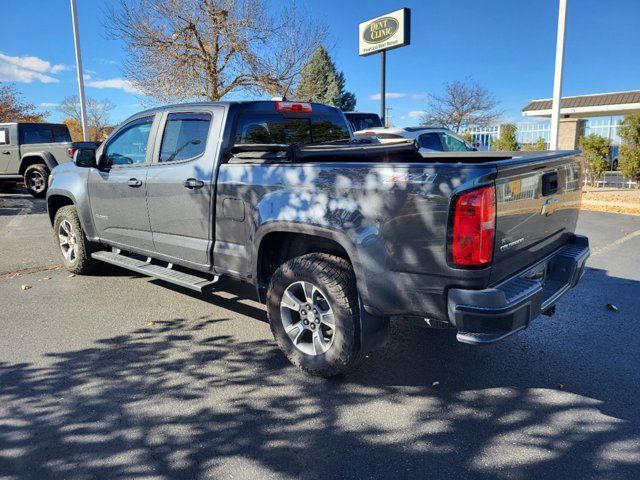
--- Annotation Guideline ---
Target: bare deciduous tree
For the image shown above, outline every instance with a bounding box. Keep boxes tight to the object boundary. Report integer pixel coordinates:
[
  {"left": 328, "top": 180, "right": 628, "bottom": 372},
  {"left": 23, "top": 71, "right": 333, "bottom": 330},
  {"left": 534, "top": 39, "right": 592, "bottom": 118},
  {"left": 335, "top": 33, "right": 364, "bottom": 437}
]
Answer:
[
  {"left": 58, "top": 96, "right": 115, "bottom": 141},
  {"left": 105, "top": 0, "right": 326, "bottom": 102},
  {"left": 421, "top": 79, "right": 503, "bottom": 132}
]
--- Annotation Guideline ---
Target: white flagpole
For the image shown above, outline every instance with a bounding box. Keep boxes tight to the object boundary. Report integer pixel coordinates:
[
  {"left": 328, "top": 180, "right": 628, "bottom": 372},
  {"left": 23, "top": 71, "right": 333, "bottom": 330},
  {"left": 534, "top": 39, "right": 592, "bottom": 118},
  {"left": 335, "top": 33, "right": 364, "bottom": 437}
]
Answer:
[
  {"left": 70, "top": 0, "right": 89, "bottom": 141},
  {"left": 550, "top": 0, "right": 568, "bottom": 150}
]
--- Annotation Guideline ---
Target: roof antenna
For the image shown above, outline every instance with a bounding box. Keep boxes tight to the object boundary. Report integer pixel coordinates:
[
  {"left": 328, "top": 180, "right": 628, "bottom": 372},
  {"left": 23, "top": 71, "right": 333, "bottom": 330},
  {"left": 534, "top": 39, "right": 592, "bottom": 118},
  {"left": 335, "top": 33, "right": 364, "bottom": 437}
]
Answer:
[
  {"left": 271, "top": 71, "right": 300, "bottom": 102},
  {"left": 281, "top": 73, "right": 298, "bottom": 101}
]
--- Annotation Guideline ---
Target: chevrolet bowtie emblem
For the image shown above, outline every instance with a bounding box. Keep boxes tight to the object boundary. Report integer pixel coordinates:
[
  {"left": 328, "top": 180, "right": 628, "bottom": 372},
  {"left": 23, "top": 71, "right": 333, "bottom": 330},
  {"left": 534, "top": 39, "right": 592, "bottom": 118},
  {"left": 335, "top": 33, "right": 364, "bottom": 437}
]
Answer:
[{"left": 541, "top": 198, "right": 559, "bottom": 216}]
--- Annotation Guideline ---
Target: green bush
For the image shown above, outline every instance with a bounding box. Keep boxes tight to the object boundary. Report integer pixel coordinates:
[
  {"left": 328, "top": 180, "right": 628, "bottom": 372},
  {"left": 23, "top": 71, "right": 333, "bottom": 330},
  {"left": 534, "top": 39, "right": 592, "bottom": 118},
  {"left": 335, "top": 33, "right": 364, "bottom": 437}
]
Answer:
[
  {"left": 492, "top": 123, "right": 518, "bottom": 151},
  {"left": 521, "top": 137, "right": 547, "bottom": 151},
  {"left": 580, "top": 134, "right": 610, "bottom": 183},
  {"left": 618, "top": 114, "right": 640, "bottom": 181}
]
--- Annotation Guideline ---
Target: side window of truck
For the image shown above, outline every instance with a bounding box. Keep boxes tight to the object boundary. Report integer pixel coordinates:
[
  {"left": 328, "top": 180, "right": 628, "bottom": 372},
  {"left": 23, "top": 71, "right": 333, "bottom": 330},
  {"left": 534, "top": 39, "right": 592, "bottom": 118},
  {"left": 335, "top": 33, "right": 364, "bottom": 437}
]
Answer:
[
  {"left": 20, "top": 124, "right": 53, "bottom": 144},
  {"left": 159, "top": 112, "right": 211, "bottom": 162},
  {"left": 0, "top": 127, "right": 8, "bottom": 145},
  {"left": 104, "top": 116, "right": 154, "bottom": 166},
  {"left": 51, "top": 125, "right": 72, "bottom": 142},
  {"left": 419, "top": 133, "right": 444, "bottom": 151}
]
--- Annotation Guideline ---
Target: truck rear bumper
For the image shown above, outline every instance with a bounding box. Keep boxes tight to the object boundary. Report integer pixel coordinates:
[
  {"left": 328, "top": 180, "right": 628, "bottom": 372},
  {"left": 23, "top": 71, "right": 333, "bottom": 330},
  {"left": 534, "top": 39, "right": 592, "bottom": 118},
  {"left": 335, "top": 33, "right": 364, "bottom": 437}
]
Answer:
[{"left": 447, "top": 235, "right": 589, "bottom": 345}]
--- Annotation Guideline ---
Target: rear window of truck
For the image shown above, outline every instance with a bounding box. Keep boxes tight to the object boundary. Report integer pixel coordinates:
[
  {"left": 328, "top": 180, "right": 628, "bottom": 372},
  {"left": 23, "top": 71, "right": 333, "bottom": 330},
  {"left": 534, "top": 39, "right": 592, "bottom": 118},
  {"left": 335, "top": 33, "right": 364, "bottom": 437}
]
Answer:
[{"left": 234, "top": 114, "right": 350, "bottom": 146}]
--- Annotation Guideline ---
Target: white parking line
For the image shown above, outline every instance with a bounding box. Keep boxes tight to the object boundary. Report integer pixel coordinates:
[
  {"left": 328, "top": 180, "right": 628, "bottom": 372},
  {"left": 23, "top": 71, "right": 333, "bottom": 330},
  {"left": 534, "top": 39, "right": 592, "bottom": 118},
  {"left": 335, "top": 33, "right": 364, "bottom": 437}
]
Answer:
[{"left": 591, "top": 229, "right": 640, "bottom": 257}]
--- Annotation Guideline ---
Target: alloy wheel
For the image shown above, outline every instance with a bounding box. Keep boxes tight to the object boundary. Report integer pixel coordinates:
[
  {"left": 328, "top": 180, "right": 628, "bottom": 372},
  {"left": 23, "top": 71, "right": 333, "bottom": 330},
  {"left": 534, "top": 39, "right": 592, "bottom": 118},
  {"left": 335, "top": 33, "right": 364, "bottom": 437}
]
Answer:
[
  {"left": 58, "top": 219, "right": 78, "bottom": 263},
  {"left": 280, "top": 281, "right": 336, "bottom": 356}
]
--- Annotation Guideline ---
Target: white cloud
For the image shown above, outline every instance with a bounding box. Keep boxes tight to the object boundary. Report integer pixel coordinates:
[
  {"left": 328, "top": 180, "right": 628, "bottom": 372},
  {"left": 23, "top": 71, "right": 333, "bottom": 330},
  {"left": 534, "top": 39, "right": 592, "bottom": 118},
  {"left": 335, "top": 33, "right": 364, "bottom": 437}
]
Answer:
[
  {"left": 50, "top": 64, "right": 69, "bottom": 74},
  {"left": 0, "top": 52, "right": 67, "bottom": 83},
  {"left": 40, "top": 102, "right": 60, "bottom": 107},
  {"left": 93, "top": 58, "right": 118, "bottom": 65},
  {"left": 369, "top": 92, "right": 406, "bottom": 100},
  {"left": 86, "top": 78, "right": 141, "bottom": 94},
  {"left": 409, "top": 110, "right": 427, "bottom": 118},
  {"left": 83, "top": 73, "right": 91, "bottom": 80}
]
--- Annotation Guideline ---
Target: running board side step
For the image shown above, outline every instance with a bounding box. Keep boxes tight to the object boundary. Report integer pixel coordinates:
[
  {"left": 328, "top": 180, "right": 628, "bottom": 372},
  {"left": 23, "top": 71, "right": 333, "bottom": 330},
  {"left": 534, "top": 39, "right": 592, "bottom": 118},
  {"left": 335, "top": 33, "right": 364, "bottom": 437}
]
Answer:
[{"left": 92, "top": 250, "right": 218, "bottom": 292}]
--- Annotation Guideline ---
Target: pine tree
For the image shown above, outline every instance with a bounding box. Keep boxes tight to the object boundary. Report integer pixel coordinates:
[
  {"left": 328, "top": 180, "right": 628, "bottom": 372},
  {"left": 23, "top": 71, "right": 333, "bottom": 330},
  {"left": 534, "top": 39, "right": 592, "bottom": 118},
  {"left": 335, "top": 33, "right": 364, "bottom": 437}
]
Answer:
[{"left": 294, "top": 46, "right": 356, "bottom": 111}]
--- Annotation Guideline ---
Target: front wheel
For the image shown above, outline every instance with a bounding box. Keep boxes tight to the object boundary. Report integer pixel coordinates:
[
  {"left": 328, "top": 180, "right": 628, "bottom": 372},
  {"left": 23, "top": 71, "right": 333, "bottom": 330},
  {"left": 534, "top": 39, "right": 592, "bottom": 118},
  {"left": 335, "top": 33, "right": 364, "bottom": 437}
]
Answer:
[
  {"left": 266, "top": 253, "right": 363, "bottom": 377},
  {"left": 24, "top": 164, "right": 49, "bottom": 198},
  {"left": 53, "top": 205, "right": 102, "bottom": 275}
]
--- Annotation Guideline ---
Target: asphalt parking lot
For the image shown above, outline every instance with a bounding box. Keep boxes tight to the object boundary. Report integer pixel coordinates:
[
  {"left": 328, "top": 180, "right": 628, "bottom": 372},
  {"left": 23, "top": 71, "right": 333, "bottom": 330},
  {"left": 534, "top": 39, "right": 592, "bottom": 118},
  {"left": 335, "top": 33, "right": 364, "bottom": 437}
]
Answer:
[{"left": 1, "top": 187, "right": 639, "bottom": 479}]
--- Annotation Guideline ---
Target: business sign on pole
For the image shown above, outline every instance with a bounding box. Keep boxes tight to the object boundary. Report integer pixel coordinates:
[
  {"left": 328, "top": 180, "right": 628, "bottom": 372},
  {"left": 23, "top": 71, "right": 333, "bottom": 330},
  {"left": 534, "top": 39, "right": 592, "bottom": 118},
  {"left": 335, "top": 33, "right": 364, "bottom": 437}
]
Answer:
[{"left": 358, "top": 8, "right": 411, "bottom": 56}]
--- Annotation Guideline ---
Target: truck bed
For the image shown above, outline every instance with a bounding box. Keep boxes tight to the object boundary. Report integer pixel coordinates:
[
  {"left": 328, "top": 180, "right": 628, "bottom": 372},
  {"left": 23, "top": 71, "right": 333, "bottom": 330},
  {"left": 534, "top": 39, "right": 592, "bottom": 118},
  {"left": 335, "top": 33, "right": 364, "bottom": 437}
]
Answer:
[{"left": 228, "top": 141, "right": 576, "bottom": 166}]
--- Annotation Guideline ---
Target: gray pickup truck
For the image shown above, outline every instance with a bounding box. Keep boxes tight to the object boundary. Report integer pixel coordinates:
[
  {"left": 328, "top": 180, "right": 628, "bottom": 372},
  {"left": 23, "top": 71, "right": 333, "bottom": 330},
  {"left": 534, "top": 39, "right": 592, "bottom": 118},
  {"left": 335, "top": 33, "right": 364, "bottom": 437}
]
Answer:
[
  {"left": 46, "top": 101, "right": 590, "bottom": 377},
  {"left": 0, "top": 122, "right": 93, "bottom": 197}
]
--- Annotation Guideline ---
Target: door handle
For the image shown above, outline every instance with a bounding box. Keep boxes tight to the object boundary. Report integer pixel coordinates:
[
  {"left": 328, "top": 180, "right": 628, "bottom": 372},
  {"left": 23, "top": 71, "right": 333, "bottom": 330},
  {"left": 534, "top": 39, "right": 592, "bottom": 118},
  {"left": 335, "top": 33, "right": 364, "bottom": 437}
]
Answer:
[
  {"left": 1, "top": 151, "right": 10, "bottom": 155},
  {"left": 127, "top": 178, "right": 143, "bottom": 188},
  {"left": 183, "top": 178, "right": 204, "bottom": 189}
]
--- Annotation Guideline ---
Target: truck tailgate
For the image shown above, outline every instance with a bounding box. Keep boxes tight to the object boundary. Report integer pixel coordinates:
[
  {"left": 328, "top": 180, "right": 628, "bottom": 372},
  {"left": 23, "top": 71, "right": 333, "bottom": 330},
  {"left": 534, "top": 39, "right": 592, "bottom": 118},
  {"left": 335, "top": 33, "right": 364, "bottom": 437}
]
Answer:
[{"left": 489, "top": 153, "right": 583, "bottom": 284}]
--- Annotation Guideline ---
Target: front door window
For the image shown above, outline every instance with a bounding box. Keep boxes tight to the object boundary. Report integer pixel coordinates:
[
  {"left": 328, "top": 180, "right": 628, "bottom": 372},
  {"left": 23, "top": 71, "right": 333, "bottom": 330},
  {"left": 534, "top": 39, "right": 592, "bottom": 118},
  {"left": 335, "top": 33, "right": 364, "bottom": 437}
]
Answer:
[{"left": 105, "top": 117, "right": 154, "bottom": 166}]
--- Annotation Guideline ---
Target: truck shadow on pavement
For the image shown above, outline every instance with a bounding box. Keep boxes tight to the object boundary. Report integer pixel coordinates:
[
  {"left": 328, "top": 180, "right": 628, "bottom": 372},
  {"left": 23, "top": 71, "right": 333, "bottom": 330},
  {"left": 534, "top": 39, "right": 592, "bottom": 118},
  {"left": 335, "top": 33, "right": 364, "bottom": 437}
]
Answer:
[{"left": 1, "top": 267, "right": 639, "bottom": 479}]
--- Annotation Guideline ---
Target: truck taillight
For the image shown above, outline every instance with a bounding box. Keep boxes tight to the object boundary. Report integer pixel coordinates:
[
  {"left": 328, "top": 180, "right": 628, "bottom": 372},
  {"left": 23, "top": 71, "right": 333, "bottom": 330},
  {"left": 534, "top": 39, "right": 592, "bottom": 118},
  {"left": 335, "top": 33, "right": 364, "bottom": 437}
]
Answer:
[
  {"left": 451, "top": 185, "right": 496, "bottom": 267},
  {"left": 275, "top": 101, "right": 312, "bottom": 113},
  {"left": 67, "top": 147, "right": 77, "bottom": 159}
]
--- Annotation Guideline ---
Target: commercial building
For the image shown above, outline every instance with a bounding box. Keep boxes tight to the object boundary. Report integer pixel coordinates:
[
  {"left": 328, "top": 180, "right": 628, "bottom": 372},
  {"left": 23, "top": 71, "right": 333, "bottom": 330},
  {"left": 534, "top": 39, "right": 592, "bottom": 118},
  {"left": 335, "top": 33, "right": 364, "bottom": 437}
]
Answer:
[{"left": 467, "top": 90, "right": 640, "bottom": 151}]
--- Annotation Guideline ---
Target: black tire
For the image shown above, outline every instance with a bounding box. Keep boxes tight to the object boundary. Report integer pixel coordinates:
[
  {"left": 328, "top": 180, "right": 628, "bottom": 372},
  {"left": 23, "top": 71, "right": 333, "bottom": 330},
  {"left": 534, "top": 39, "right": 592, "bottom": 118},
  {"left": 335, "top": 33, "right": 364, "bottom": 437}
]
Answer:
[
  {"left": 266, "top": 253, "right": 363, "bottom": 377},
  {"left": 53, "top": 205, "right": 102, "bottom": 275},
  {"left": 0, "top": 181, "right": 16, "bottom": 193},
  {"left": 24, "top": 164, "right": 49, "bottom": 198}
]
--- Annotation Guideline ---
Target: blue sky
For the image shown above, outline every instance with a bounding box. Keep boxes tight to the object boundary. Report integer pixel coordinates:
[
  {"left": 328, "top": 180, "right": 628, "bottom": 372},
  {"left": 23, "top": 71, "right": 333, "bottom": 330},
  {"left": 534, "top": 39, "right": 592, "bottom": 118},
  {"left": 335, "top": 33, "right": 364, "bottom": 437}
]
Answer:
[{"left": 2, "top": 0, "right": 639, "bottom": 126}]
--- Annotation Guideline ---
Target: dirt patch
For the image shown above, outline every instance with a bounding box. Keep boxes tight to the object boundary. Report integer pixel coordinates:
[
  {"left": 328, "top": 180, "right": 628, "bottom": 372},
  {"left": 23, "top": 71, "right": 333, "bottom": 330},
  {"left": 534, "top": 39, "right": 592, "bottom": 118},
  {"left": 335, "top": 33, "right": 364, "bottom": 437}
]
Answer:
[{"left": 581, "top": 188, "right": 640, "bottom": 215}]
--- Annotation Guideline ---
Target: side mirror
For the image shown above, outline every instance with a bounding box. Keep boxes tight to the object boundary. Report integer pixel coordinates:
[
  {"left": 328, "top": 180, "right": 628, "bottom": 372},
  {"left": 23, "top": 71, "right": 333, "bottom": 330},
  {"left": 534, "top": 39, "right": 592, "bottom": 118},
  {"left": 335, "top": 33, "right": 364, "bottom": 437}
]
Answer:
[{"left": 73, "top": 148, "right": 97, "bottom": 168}]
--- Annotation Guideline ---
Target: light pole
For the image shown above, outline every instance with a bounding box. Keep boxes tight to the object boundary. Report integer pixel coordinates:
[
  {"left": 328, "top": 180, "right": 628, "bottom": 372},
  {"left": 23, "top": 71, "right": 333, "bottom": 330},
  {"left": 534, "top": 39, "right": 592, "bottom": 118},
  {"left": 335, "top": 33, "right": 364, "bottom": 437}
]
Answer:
[
  {"left": 550, "top": 0, "right": 568, "bottom": 150},
  {"left": 70, "top": 0, "right": 89, "bottom": 141}
]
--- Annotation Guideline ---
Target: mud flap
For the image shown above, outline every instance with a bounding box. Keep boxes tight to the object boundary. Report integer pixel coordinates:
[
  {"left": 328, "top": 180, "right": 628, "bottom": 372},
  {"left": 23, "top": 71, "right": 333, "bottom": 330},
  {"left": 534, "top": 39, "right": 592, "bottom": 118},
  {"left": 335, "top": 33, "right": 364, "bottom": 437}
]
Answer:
[{"left": 359, "top": 297, "right": 390, "bottom": 352}]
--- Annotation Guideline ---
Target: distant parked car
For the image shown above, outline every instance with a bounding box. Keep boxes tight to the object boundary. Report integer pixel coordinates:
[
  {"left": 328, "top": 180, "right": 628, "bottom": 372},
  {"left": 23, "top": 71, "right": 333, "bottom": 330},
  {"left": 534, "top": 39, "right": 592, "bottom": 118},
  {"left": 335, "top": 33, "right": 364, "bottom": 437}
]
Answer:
[
  {"left": 0, "top": 122, "right": 95, "bottom": 197},
  {"left": 354, "top": 126, "right": 477, "bottom": 152},
  {"left": 344, "top": 112, "right": 383, "bottom": 132}
]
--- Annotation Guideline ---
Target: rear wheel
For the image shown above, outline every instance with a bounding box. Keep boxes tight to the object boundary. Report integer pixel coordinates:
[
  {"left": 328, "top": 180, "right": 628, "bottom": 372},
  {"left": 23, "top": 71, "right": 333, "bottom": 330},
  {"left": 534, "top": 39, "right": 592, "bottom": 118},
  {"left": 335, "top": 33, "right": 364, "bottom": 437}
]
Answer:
[
  {"left": 53, "top": 205, "right": 101, "bottom": 274},
  {"left": 24, "top": 164, "right": 49, "bottom": 198},
  {"left": 266, "top": 253, "right": 363, "bottom": 377}
]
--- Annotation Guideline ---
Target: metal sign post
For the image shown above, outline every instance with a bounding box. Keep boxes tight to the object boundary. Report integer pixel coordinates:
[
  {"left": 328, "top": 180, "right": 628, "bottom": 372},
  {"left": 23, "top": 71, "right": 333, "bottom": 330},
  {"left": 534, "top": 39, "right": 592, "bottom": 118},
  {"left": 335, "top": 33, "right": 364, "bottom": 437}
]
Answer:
[
  {"left": 70, "top": 0, "right": 89, "bottom": 141},
  {"left": 380, "top": 51, "right": 386, "bottom": 125},
  {"left": 359, "top": 8, "right": 411, "bottom": 127}
]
